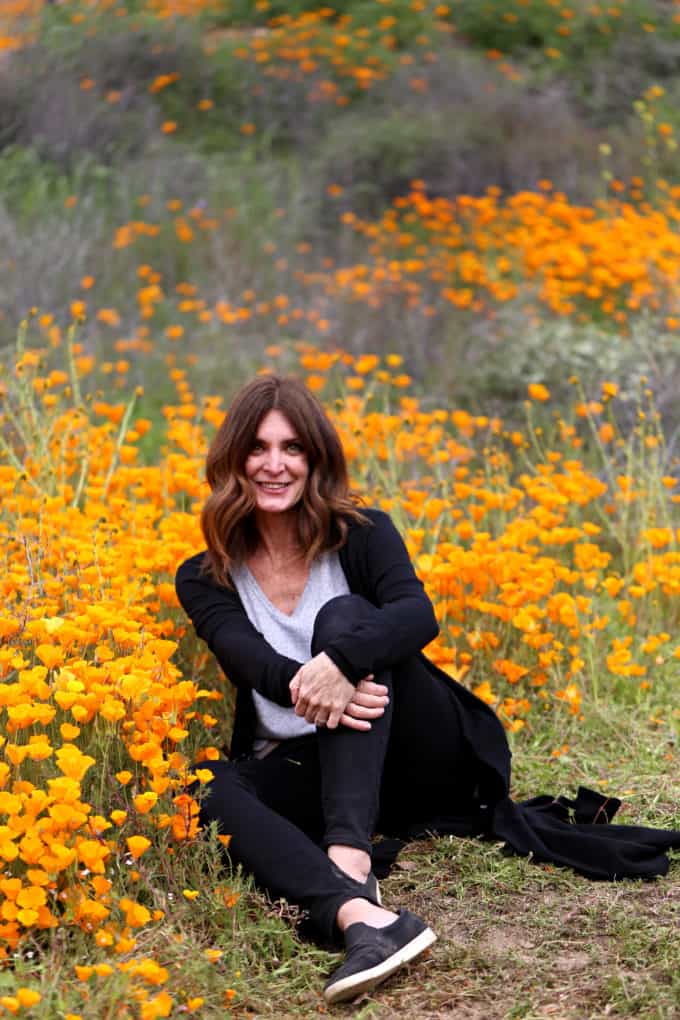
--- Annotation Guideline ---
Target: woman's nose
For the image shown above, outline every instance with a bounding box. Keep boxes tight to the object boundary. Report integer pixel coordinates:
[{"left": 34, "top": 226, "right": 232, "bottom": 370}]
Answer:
[{"left": 264, "top": 448, "right": 283, "bottom": 472}]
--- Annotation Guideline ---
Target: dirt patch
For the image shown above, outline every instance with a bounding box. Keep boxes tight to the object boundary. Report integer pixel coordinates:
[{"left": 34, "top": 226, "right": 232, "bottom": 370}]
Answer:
[
  {"left": 479, "top": 926, "right": 536, "bottom": 962},
  {"left": 553, "top": 950, "right": 591, "bottom": 972},
  {"left": 350, "top": 835, "right": 680, "bottom": 1019}
]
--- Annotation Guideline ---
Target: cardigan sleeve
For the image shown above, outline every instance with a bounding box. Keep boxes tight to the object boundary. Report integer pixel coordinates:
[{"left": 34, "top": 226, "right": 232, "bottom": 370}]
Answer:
[
  {"left": 175, "top": 553, "right": 302, "bottom": 706},
  {"left": 323, "top": 510, "right": 440, "bottom": 683}
]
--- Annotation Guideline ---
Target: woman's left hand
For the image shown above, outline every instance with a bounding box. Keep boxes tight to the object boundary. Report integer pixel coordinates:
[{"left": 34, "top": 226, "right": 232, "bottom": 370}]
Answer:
[{"left": 289, "top": 652, "right": 356, "bottom": 728}]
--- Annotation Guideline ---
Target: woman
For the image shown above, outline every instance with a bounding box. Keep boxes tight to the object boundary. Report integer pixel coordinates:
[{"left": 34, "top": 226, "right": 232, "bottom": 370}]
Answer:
[{"left": 176, "top": 375, "right": 680, "bottom": 1005}]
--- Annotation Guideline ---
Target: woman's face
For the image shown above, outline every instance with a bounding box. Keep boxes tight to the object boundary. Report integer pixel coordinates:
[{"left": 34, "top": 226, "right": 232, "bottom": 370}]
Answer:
[{"left": 245, "top": 410, "right": 310, "bottom": 517}]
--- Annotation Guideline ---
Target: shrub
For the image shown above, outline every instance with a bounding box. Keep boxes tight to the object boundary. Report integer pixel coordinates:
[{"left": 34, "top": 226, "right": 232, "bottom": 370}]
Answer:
[
  {"left": 448, "top": 0, "right": 679, "bottom": 61},
  {"left": 317, "top": 108, "right": 452, "bottom": 215},
  {"left": 0, "top": 45, "right": 160, "bottom": 168},
  {"left": 316, "top": 47, "right": 603, "bottom": 214},
  {"left": 568, "top": 30, "right": 680, "bottom": 126},
  {"left": 213, "top": 0, "right": 442, "bottom": 43},
  {"left": 0, "top": 17, "right": 245, "bottom": 167}
]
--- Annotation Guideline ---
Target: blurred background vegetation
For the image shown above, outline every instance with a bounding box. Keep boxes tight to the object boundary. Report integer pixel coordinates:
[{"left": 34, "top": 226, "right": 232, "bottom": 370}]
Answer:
[{"left": 2, "top": 0, "right": 680, "bottom": 426}]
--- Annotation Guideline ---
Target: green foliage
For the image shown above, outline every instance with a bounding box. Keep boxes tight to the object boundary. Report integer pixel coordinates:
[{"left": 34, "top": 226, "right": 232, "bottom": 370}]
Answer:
[
  {"left": 449, "top": 0, "right": 680, "bottom": 59},
  {"left": 3, "top": 0, "right": 680, "bottom": 411},
  {"left": 212, "top": 0, "right": 442, "bottom": 43},
  {"left": 446, "top": 316, "right": 680, "bottom": 418},
  {"left": 316, "top": 54, "right": 600, "bottom": 213},
  {"left": 317, "top": 108, "right": 452, "bottom": 215},
  {"left": 0, "top": 146, "right": 115, "bottom": 220}
]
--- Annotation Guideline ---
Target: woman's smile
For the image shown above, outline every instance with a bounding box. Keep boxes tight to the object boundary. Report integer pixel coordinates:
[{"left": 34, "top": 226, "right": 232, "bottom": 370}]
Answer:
[{"left": 256, "top": 481, "right": 294, "bottom": 496}]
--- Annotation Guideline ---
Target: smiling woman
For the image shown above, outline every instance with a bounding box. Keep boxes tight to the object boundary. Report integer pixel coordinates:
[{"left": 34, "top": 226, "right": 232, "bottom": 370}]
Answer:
[
  {"left": 199, "top": 375, "right": 366, "bottom": 589},
  {"left": 175, "top": 373, "right": 680, "bottom": 1006}
]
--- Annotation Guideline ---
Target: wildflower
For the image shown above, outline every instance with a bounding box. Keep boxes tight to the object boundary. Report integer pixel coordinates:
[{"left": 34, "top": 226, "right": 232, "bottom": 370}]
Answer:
[
  {"left": 119, "top": 899, "right": 151, "bottom": 928},
  {"left": 140, "top": 992, "right": 173, "bottom": 1020},
  {"left": 126, "top": 836, "right": 152, "bottom": 859},
  {"left": 528, "top": 383, "right": 550, "bottom": 402},
  {"left": 133, "top": 793, "right": 158, "bottom": 815}
]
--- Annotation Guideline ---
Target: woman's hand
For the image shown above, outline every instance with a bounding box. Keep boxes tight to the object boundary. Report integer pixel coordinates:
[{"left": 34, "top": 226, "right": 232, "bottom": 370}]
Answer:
[
  {"left": 289, "top": 652, "right": 355, "bottom": 729},
  {"left": 338, "top": 678, "right": 389, "bottom": 732},
  {"left": 290, "top": 657, "right": 388, "bottom": 731}
]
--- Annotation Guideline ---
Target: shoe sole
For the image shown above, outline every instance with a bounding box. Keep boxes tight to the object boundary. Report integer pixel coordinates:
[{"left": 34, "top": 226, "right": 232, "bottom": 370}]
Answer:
[{"left": 323, "top": 926, "right": 437, "bottom": 1005}]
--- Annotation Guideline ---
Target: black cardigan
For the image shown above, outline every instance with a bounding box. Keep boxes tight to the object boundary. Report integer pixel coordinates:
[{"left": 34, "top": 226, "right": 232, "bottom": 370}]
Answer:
[
  {"left": 176, "top": 509, "right": 680, "bottom": 881},
  {"left": 176, "top": 508, "right": 473, "bottom": 760}
]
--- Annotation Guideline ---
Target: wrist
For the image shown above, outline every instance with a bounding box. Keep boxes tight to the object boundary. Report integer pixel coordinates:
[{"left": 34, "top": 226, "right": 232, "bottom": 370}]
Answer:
[{"left": 323, "top": 646, "right": 361, "bottom": 686}]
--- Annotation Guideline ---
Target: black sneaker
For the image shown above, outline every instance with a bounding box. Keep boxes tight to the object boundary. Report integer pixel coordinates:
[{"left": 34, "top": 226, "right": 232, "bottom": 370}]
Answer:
[{"left": 323, "top": 909, "right": 436, "bottom": 1004}]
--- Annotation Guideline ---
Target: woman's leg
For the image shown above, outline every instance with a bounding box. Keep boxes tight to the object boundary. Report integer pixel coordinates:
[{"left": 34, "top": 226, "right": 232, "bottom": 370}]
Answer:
[
  {"left": 379, "top": 654, "right": 478, "bottom": 835},
  {"left": 310, "top": 594, "right": 477, "bottom": 842},
  {"left": 197, "top": 740, "right": 379, "bottom": 942},
  {"left": 311, "top": 597, "right": 394, "bottom": 874},
  {"left": 200, "top": 596, "right": 456, "bottom": 940}
]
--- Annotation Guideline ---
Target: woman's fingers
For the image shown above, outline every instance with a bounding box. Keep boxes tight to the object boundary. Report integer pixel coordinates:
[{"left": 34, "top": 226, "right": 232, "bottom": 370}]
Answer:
[
  {"left": 343, "top": 701, "right": 385, "bottom": 720},
  {"left": 354, "top": 678, "right": 386, "bottom": 696},
  {"left": 325, "top": 704, "right": 346, "bottom": 729},
  {"left": 349, "top": 690, "right": 388, "bottom": 708},
  {"left": 339, "top": 713, "right": 372, "bottom": 731},
  {"left": 345, "top": 689, "right": 389, "bottom": 717}
]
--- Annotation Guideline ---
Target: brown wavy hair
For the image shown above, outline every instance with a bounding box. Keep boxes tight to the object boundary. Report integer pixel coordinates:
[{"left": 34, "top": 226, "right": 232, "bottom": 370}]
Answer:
[{"left": 201, "top": 374, "right": 367, "bottom": 585}]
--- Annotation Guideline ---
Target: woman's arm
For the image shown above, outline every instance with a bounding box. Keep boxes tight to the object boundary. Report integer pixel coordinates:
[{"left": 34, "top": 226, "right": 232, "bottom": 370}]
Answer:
[
  {"left": 323, "top": 511, "right": 439, "bottom": 683},
  {"left": 175, "top": 554, "right": 302, "bottom": 706}
]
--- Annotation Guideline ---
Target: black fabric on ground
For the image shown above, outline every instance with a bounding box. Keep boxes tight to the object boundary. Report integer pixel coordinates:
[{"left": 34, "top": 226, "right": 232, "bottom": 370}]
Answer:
[{"left": 379, "top": 658, "right": 680, "bottom": 881}]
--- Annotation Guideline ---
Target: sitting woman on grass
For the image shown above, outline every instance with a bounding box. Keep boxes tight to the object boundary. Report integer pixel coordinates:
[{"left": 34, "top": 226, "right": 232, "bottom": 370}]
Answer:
[{"left": 175, "top": 374, "right": 680, "bottom": 1005}]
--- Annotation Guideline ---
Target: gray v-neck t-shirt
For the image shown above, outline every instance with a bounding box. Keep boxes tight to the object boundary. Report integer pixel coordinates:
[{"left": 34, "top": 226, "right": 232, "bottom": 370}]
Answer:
[{"left": 230, "top": 551, "right": 350, "bottom": 756}]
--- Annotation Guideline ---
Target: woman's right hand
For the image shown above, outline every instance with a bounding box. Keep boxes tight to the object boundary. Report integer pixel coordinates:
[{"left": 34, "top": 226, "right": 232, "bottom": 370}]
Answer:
[
  {"left": 338, "top": 678, "right": 389, "bottom": 731},
  {"left": 290, "top": 659, "right": 388, "bottom": 731}
]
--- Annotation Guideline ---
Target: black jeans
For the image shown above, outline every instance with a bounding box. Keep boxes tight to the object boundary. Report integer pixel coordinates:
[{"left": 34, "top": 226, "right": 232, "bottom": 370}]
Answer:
[{"left": 198, "top": 595, "right": 474, "bottom": 942}]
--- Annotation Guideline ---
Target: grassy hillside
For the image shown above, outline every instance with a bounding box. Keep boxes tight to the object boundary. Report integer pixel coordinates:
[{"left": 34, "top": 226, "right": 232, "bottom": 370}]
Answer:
[{"left": 1, "top": 1, "right": 680, "bottom": 413}]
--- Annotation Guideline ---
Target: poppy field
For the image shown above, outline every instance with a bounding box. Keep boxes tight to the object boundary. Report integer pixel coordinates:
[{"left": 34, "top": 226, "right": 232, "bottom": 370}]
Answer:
[
  {"left": 0, "top": 330, "right": 678, "bottom": 1015},
  {"left": 0, "top": 1, "right": 678, "bottom": 1017}
]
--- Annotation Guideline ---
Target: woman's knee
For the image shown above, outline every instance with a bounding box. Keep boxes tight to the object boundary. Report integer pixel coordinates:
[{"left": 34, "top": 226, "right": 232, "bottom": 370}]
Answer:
[{"left": 312, "top": 594, "right": 376, "bottom": 653}]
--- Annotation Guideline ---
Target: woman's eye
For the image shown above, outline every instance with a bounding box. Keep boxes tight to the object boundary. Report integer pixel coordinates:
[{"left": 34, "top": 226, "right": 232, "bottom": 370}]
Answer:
[{"left": 288, "top": 442, "right": 304, "bottom": 453}]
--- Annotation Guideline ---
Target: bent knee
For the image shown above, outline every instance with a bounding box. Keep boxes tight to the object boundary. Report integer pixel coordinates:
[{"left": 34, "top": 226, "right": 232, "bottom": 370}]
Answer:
[{"left": 312, "top": 594, "right": 374, "bottom": 651}]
